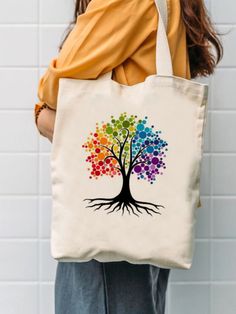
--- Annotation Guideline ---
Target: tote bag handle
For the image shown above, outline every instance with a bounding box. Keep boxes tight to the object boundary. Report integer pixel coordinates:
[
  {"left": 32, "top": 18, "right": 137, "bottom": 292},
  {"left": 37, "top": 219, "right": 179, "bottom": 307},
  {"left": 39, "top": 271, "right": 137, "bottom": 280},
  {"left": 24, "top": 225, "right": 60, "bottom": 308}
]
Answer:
[
  {"left": 157, "top": 0, "right": 168, "bottom": 30},
  {"left": 99, "top": 0, "right": 173, "bottom": 80}
]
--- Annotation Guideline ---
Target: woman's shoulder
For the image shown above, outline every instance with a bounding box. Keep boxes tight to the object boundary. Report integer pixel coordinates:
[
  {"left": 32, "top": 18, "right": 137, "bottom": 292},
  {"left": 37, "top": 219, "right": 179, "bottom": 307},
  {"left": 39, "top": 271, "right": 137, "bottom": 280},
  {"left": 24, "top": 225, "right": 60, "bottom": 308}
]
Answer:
[
  {"left": 86, "top": 0, "right": 160, "bottom": 11},
  {"left": 79, "top": 0, "right": 162, "bottom": 26},
  {"left": 86, "top": 0, "right": 177, "bottom": 7},
  {"left": 85, "top": 0, "right": 178, "bottom": 21}
]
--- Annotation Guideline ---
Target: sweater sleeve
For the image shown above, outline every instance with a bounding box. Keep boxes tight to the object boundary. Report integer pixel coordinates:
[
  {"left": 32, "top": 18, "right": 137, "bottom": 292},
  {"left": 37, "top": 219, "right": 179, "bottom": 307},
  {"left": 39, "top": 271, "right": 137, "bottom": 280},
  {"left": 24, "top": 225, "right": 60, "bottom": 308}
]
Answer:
[{"left": 36, "top": 0, "right": 155, "bottom": 111}]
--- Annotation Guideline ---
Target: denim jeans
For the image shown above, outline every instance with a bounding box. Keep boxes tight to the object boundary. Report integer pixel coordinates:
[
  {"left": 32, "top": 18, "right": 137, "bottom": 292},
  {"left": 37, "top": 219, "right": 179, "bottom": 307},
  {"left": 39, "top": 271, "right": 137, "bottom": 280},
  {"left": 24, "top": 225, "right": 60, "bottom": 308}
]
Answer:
[{"left": 55, "top": 259, "right": 170, "bottom": 314}]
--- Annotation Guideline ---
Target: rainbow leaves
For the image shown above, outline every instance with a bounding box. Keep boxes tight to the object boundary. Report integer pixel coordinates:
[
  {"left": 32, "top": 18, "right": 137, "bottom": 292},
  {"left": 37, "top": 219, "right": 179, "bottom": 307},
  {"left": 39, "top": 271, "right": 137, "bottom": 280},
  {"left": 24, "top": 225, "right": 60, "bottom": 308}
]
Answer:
[{"left": 82, "top": 113, "right": 168, "bottom": 217}]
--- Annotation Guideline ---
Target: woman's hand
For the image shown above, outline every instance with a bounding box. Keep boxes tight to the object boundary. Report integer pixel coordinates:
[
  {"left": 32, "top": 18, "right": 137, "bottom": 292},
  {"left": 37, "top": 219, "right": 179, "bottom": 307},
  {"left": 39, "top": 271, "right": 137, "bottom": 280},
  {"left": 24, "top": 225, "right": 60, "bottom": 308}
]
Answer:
[{"left": 37, "top": 107, "right": 56, "bottom": 142}]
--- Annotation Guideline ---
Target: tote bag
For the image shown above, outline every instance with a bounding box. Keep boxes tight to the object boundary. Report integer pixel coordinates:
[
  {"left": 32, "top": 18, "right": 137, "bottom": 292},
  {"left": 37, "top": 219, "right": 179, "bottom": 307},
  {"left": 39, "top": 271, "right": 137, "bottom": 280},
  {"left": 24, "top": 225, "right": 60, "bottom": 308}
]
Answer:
[{"left": 50, "top": 0, "right": 209, "bottom": 269}]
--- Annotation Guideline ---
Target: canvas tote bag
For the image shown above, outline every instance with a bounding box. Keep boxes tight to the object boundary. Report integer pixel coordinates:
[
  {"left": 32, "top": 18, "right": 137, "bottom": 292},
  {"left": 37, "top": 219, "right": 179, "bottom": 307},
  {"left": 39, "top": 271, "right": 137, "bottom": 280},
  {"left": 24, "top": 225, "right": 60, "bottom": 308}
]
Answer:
[{"left": 50, "top": 0, "right": 209, "bottom": 269}]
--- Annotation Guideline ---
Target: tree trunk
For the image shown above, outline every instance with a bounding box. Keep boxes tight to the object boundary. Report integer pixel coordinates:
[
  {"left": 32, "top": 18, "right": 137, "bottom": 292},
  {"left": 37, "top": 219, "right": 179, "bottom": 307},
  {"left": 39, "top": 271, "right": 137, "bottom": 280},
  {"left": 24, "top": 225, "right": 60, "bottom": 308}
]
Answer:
[{"left": 115, "top": 172, "right": 133, "bottom": 201}]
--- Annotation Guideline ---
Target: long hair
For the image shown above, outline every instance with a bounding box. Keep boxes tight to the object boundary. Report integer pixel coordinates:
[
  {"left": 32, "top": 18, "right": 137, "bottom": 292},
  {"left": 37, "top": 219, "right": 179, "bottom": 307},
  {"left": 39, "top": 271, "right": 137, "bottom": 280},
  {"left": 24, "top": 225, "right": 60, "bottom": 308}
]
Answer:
[{"left": 59, "top": 0, "right": 223, "bottom": 78}]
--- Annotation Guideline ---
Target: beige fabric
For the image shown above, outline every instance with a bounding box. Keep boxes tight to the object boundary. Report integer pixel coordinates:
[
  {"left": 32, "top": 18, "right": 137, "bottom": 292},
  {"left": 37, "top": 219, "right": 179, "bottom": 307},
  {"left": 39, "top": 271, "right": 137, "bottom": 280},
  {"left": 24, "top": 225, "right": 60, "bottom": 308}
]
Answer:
[{"left": 50, "top": 0, "right": 208, "bottom": 269}]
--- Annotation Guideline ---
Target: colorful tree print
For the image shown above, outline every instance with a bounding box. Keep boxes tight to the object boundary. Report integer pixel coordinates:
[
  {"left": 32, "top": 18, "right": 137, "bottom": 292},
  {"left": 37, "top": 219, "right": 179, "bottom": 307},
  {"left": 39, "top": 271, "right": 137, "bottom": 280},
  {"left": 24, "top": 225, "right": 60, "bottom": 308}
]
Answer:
[{"left": 82, "top": 112, "right": 168, "bottom": 217}]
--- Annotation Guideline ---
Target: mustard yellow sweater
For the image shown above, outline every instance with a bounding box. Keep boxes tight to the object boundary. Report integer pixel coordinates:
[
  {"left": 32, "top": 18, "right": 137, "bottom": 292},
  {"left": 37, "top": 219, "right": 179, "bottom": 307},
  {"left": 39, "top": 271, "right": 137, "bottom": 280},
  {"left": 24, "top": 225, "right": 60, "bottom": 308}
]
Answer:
[{"left": 35, "top": 0, "right": 190, "bottom": 113}]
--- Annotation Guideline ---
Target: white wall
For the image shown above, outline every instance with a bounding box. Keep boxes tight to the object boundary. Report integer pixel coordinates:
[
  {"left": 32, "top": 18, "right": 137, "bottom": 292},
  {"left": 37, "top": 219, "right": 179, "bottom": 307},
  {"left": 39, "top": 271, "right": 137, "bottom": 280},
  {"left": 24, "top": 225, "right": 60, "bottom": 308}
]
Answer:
[{"left": 0, "top": 0, "right": 235, "bottom": 313}]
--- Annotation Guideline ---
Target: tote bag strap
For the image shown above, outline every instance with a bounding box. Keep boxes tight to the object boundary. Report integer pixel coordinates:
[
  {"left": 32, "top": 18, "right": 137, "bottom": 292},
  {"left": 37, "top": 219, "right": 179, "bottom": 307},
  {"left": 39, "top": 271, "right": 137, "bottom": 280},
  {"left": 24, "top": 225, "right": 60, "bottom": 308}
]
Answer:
[
  {"left": 99, "top": 0, "right": 173, "bottom": 80},
  {"left": 156, "top": 0, "right": 168, "bottom": 34},
  {"left": 154, "top": 0, "right": 172, "bottom": 75}
]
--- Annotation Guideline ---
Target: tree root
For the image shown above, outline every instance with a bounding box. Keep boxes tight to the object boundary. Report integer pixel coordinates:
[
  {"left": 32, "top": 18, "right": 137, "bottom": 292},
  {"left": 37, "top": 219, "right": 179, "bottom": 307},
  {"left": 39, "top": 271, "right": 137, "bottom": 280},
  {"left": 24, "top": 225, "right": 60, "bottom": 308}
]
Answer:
[{"left": 83, "top": 197, "right": 164, "bottom": 217}]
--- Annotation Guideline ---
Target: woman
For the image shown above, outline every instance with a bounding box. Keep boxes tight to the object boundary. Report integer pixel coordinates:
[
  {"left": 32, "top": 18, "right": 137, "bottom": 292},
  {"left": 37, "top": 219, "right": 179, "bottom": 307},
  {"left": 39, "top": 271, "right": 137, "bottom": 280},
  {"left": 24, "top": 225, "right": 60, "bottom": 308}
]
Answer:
[{"left": 34, "top": 0, "right": 223, "bottom": 313}]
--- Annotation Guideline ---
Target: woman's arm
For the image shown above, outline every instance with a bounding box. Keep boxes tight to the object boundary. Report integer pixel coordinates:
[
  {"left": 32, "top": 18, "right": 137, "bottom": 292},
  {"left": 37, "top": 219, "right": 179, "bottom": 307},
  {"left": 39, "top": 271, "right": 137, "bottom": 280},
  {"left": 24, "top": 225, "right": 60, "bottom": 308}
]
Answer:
[{"left": 35, "top": 0, "right": 155, "bottom": 112}]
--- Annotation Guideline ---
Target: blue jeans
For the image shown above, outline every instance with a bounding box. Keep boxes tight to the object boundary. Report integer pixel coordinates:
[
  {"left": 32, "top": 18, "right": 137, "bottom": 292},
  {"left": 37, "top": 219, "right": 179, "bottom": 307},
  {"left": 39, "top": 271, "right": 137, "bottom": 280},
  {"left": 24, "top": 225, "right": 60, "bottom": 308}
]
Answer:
[{"left": 55, "top": 259, "right": 170, "bottom": 314}]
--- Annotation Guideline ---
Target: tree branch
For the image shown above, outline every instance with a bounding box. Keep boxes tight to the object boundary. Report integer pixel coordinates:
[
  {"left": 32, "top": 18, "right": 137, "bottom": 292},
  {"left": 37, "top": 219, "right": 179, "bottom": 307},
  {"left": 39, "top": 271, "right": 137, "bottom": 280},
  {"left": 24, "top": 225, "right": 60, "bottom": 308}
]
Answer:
[
  {"left": 130, "top": 144, "right": 151, "bottom": 168},
  {"left": 117, "top": 128, "right": 130, "bottom": 169},
  {"left": 99, "top": 144, "right": 121, "bottom": 167}
]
